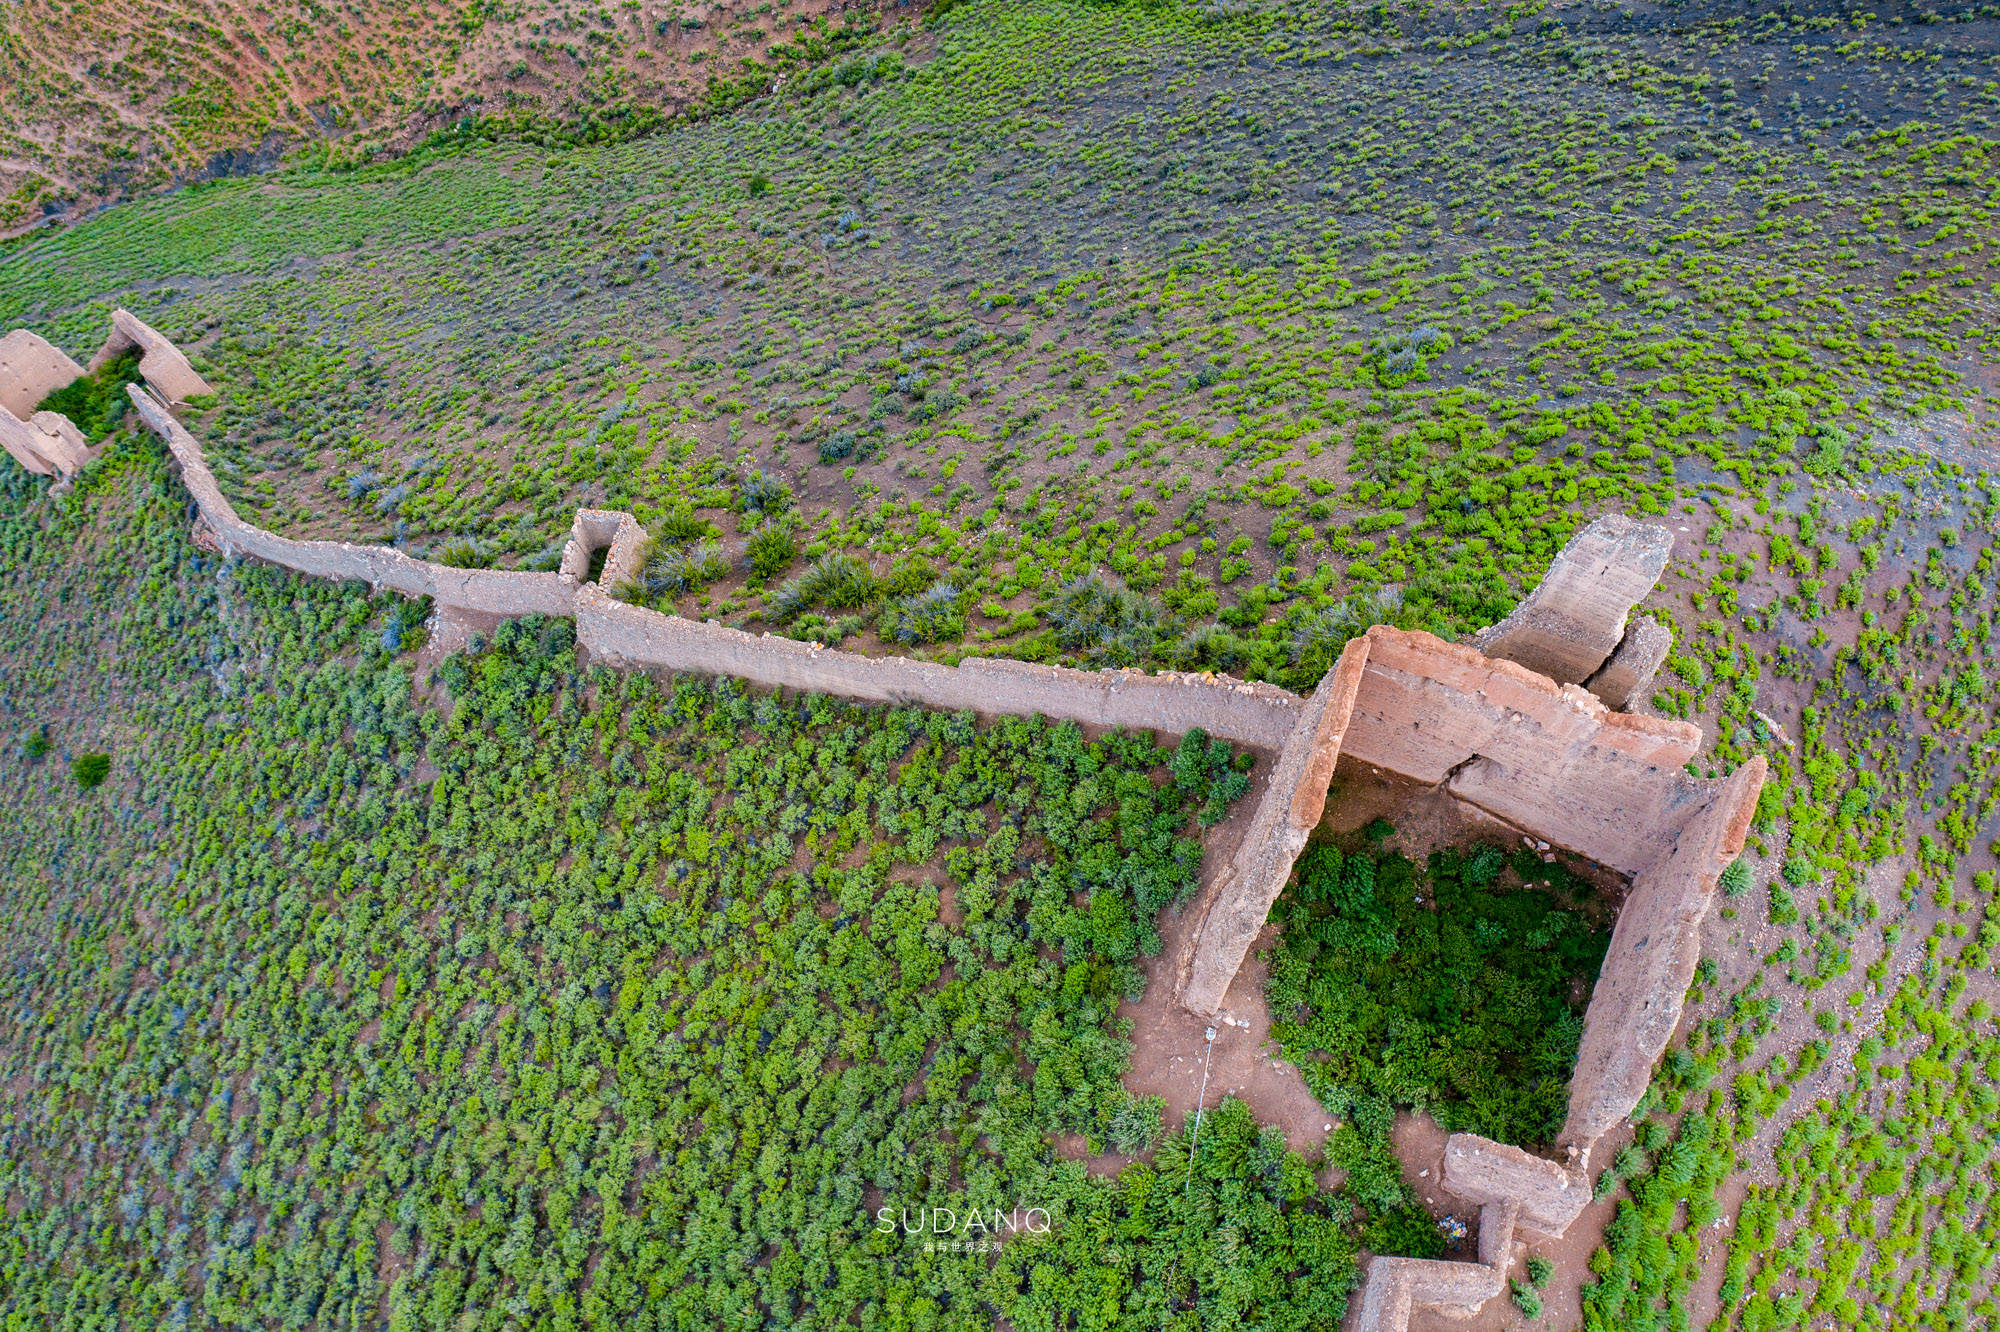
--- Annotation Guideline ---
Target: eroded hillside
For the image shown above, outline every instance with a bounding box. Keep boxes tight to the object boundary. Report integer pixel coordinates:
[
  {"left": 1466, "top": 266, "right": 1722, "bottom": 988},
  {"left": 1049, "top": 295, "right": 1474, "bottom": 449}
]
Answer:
[{"left": 0, "top": 0, "right": 921, "bottom": 231}]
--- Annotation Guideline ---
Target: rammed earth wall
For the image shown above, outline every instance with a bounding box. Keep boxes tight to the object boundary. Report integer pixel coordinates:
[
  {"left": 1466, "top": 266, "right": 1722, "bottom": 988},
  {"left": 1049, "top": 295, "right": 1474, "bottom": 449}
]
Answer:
[{"left": 0, "top": 318, "right": 1766, "bottom": 1332}]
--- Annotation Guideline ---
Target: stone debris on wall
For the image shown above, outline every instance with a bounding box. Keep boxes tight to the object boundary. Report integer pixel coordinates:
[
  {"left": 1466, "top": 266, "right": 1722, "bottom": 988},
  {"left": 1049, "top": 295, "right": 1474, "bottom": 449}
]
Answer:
[
  {"left": 1172, "top": 635, "right": 1371, "bottom": 1017},
  {"left": 1471, "top": 513, "right": 1675, "bottom": 699},
  {"left": 0, "top": 330, "right": 84, "bottom": 419},
  {"left": 92, "top": 309, "right": 214, "bottom": 406}
]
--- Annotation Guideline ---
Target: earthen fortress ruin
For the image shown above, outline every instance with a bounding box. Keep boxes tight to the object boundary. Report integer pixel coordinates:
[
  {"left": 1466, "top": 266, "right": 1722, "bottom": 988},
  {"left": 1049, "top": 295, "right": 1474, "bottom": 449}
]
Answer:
[{"left": 2, "top": 314, "right": 1765, "bottom": 1331}]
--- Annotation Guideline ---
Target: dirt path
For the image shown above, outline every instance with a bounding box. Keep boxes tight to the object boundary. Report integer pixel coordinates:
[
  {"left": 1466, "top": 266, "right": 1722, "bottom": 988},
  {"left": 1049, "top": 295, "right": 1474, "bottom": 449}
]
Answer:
[{"left": 1064, "top": 756, "right": 1339, "bottom": 1168}]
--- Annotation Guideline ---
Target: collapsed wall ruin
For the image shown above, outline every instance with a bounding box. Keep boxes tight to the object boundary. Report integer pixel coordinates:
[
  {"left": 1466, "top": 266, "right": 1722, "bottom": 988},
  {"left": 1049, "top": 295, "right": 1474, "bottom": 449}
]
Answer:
[
  {"left": 0, "top": 310, "right": 217, "bottom": 479},
  {"left": 2, "top": 318, "right": 1765, "bottom": 1332},
  {"left": 0, "top": 331, "right": 84, "bottom": 419}
]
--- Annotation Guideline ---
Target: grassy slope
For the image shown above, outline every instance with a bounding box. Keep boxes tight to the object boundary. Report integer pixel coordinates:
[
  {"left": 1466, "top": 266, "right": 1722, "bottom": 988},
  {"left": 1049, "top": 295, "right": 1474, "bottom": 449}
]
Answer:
[
  {"left": 0, "top": 445, "right": 1371, "bottom": 1329},
  {"left": 3, "top": 2, "right": 1990, "bottom": 681},
  {"left": 1, "top": 1, "right": 1999, "bottom": 1327},
  {"left": 0, "top": 0, "right": 915, "bottom": 230}
]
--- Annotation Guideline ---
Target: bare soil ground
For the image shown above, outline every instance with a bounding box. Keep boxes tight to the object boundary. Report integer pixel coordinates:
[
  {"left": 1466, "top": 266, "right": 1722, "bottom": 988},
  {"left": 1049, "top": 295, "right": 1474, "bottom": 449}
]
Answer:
[{"left": 0, "top": 0, "right": 930, "bottom": 234}]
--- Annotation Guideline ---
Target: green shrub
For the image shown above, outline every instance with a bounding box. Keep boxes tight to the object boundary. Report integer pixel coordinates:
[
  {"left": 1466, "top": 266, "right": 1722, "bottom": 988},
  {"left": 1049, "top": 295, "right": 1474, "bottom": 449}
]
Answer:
[
  {"left": 880, "top": 580, "right": 964, "bottom": 645},
  {"left": 70, "top": 753, "right": 110, "bottom": 789},
  {"left": 35, "top": 352, "right": 142, "bottom": 442},
  {"left": 1270, "top": 843, "right": 1609, "bottom": 1144},
  {"left": 746, "top": 522, "right": 797, "bottom": 580},
  {"left": 1107, "top": 1093, "right": 1165, "bottom": 1154}
]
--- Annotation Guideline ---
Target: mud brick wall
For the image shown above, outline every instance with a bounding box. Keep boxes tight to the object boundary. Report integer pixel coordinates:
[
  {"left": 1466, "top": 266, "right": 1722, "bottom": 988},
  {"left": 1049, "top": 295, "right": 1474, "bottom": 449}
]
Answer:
[
  {"left": 0, "top": 317, "right": 1769, "bottom": 1332},
  {"left": 1342, "top": 626, "right": 1713, "bottom": 876},
  {"left": 1559, "top": 753, "right": 1766, "bottom": 1161},
  {"left": 576, "top": 584, "right": 1307, "bottom": 750},
  {"left": 1471, "top": 513, "right": 1674, "bottom": 688},
  {"left": 130, "top": 387, "right": 575, "bottom": 618},
  {"left": 0, "top": 330, "right": 84, "bottom": 418},
  {"left": 94, "top": 309, "right": 214, "bottom": 406},
  {"left": 1172, "top": 635, "right": 1371, "bottom": 1016}
]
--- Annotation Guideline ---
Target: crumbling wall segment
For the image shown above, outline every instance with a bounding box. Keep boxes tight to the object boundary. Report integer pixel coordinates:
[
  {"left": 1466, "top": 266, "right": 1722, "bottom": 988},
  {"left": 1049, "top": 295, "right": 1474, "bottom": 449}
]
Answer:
[
  {"left": 0, "top": 406, "right": 91, "bottom": 477},
  {"left": 0, "top": 329, "right": 84, "bottom": 418},
  {"left": 1470, "top": 514, "right": 1673, "bottom": 686},
  {"left": 93, "top": 309, "right": 214, "bottom": 406},
  {"left": 130, "top": 386, "right": 573, "bottom": 617},
  {"left": 1343, "top": 626, "right": 1706, "bottom": 875},
  {"left": 1559, "top": 753, "right": 1766, "bottom": 1160},
  {"left": 1441, "top": 1133, "right": 1591, "bottom": 1238},
  {"left": 1354, "top": 1256, "right": 1506, "bottom": 1332},
  {"left": 561, "top": 509, "right": 646, "bottom": 588},
  {"left": 577, "top": 584, "right": 1308, "bottom": 749},
  {"left": 1173, "top": 636, "right": 1370, "bottom": 1017},
  {"left": 1586, "top": 615, "right": 1673, "bottom": 711}
]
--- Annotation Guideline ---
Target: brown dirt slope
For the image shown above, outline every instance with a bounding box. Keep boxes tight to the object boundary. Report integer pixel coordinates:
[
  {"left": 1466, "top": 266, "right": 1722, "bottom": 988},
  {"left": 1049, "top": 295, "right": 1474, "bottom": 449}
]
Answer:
[{"left": 0, "top": 0, "right": 921, "bottom": 234}]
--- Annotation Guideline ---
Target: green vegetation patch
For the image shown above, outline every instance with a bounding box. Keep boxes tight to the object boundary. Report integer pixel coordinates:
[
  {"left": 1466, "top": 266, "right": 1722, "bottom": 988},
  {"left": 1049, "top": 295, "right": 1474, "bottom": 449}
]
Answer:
[
  {"left": 34, "top": 350, "right": 142, "bottom": 443},
  {"left": 1269, "top": 842, "right": 1610, "bottom": 1146}
]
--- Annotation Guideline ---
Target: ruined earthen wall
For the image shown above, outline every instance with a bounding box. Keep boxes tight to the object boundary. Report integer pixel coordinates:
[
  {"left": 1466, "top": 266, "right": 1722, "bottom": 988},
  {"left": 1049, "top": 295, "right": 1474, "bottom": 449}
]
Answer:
[
  {"left": 93, "top": 309, "right": 213, "bottom": 405},
  {"left": 1440, "top": 1133, "right": 1591, "bottom": 1238},
  {"left": 577, "top": 585, "right": 1306, "bottom": 749},
  {"left": 119, "top": 378, "right": 1311, "bottom": 745},
  {"left": 131, "top": 387, "right": 574, "bottom": 617},
  {"left": 1354, "top": 1256, "right": 1506, "bottom": 1332},
  {"left": 0, "top": 406, "right": 93, "bottom": 478},
  {"left": 0, "top": 411, "right": 60, "bottom": 476},
  {"left": 1470, "top": 513, "right": 1673, "bottom": 686},
  {"left": 1173, "top": 636, "right": 1371, "bottom": 1016},
  {"left": 56, "top": 328, "right": 1773, "bottom": 1332},
  {"left": 1559, "top": 753, "right": 1766, "bottom": 1160},
  {"left": 1343, "top": 626, "right": 1711, "bottom": 875},
  {"left": 1587, "top": 615, "right": 1673, "bottom": 711},
  {"left": 0, "top": 330, "right": 84, "bottom": 418}
]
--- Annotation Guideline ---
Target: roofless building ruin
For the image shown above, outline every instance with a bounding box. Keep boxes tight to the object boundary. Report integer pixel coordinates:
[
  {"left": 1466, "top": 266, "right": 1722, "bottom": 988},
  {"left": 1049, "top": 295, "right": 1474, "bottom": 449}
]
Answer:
[{"left": 2, "top": 315, "right": 1764, "bottom": 1331}]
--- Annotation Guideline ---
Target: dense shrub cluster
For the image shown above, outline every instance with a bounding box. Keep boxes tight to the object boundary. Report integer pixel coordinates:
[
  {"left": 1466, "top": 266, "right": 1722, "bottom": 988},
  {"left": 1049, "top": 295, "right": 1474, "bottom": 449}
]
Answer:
[
  {"left": 1270, "top": 842, "right": 1610, "bottom": 1146},
  {"left": 34, "top": 351, "right": 143, "bottom": 443},
  {"left": 0, "top": 447, "right": 1377, "bottom": 1329}
]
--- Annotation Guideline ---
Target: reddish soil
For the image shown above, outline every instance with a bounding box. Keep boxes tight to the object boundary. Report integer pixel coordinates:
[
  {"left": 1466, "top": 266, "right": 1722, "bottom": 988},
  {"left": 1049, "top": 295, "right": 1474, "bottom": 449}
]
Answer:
[
  {"left": 2, "top": 0, "right": 934, "bottom": 235},
  {"left": 1055, "top": 757, "right": 1338, "bottom": 1170}
]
